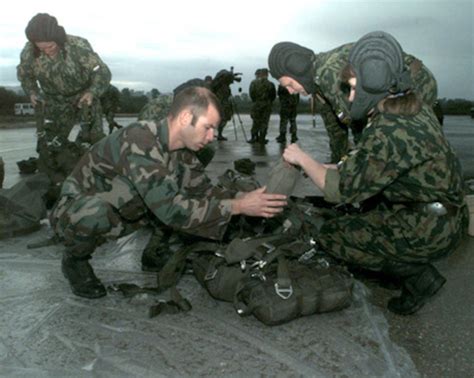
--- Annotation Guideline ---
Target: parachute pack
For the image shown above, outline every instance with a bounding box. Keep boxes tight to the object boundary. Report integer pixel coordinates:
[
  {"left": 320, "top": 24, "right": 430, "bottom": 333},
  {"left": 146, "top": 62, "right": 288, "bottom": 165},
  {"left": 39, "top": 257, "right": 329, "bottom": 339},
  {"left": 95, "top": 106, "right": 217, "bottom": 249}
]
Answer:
[{"left": 113, "top": 161, "right": 354, "bottom": 325}]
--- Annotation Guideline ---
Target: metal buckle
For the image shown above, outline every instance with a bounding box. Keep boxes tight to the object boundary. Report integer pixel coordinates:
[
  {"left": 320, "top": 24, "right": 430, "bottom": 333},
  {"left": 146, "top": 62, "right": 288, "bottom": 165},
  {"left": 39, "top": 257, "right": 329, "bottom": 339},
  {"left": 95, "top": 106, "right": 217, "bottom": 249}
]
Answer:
[
  {"left": 298, "top": 247, "right": 316, "bottom": 262},
  {"left": 204, "top": 269, "right": 218, "bottom": 281},
  {"left": 274, "top": 283, "right": 293, "bottom": 299},
  {"left": 261, "top": 242, "right": 275, "bottom": 254}
]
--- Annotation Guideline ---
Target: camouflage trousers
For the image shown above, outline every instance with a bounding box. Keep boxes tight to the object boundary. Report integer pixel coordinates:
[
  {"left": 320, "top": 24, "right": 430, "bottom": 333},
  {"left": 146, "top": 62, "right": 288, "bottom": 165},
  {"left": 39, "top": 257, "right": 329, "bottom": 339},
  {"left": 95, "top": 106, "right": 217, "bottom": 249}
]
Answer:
[
  {"left": 317, "top": 204, "right": 469, "bottom": 270},
  {"left": 278, "top": 109, "right": 298, "bottom": 139},
  {"left": 250, "top": 103, "right": 272, "bottom": 143},
  {"left": 36, "top": 96, "right": 106, "bottom": 189},
  {"left": 50, "top": 194, "right": 153, "bottom": 256}
]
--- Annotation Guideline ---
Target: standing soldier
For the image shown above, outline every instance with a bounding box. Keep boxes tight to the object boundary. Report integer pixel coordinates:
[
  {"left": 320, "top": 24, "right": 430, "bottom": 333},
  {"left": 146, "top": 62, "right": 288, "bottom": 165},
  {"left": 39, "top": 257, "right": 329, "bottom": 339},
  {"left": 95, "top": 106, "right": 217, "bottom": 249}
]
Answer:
[
  {"left": 17, "top": 13, "right": 111, "bottom": 203},
  {"left": 248, "top": 68, "right": 276, "bottom": 145},
  {"left": 268, "top": 39, "right": 438, "bottom": 163},
  {"left": 276, "top": 84, "right": 300, "bottom": 144},
  {"left": 210, "top": 69, "right": 237, "bottom": 141},
  {"left": 100, "top": 85, "right": 122, "bottom": 134}
]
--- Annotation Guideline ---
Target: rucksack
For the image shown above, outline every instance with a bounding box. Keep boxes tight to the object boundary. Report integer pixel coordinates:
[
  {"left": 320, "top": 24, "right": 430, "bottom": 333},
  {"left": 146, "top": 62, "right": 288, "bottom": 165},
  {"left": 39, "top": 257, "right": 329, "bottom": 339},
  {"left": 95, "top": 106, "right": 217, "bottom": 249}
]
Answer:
[{"left": 193, "top": 235, "right": 354, "bottom": 326}]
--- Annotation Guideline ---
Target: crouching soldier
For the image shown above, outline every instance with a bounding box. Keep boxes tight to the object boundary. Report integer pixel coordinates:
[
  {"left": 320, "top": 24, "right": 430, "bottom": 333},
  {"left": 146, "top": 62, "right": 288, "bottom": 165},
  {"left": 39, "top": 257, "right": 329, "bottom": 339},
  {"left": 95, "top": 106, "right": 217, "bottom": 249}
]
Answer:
[{"left": 50, "top": 87, "right": 287, "bottom": 299}]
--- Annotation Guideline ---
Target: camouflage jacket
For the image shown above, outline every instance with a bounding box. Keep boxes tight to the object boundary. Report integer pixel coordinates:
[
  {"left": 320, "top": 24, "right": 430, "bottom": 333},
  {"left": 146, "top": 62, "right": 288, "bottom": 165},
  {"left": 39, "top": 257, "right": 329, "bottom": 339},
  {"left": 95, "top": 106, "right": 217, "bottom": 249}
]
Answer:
[
  {"left": 324, "top": 104, "right": 465, "bottom": 208},
  {"left": 313, "top": 43, "right": 438, "bottom": 122},
  {"left": 100, "top": 85, "right": 121, "bottom": 112},
  {"left": 60, "top": 120, "right": 235, "bottom": 240},
  {"left": 17, "top": 35, "right": 111, "bottom": 99},
  {"left": 249, "top": 78, "right": 276, "bottom": 104},
  {"left": 138, "top": 94, "right": 173, "bottom": 122},
  {"left": 278, "top": 85, "right": 299, "bottom": 109}
]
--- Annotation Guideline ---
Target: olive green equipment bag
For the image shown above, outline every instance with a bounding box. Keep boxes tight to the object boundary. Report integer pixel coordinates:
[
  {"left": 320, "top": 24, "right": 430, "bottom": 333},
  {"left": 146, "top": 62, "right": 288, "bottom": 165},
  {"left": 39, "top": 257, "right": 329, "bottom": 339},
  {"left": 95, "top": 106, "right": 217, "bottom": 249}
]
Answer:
[{"left": 193, "top": 235, "right": 354, "bottom": 326}]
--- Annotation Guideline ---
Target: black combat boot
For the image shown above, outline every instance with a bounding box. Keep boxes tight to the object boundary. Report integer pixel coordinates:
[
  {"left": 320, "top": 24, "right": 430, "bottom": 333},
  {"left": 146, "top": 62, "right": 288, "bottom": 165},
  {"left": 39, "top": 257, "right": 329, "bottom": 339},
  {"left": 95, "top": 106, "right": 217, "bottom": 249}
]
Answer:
[
  {"left": 383, "top": 262, "right": 446, "bottom": 315},
  {"left": 247, "top": 134, "right": 258, "bottom": 144},
  {"left": 275, "top": 134, "right": 286, "bottom": 143},
  {"left": 62, "top": 252, "right": 106, "bottom": 299},
  {"left": 291, "top": 134, "right": 298, "bottom": 143}
]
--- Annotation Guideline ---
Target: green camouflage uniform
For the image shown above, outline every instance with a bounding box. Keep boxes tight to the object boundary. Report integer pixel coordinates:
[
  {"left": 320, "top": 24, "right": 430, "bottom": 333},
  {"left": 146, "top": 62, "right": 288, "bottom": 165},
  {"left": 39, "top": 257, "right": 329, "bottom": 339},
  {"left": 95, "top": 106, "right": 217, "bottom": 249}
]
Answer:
[
  {"left": 100, "top": 85, "right": 121, "bottom": 134},
  {"left": 17, "top": 35, "right": 111, "bottom": 190},
  {"left": 313, "top": 43, "right": 438, "bottom": 163},
  {"left": 319, "top": 104, "right": 468, "bottom": 269},
  {"left": 211, "top": 82, "right": 233, "bottom": 137},
  {"left": 50, "top": 120, "right": 236, "bottom": 255},
  {"left": 277, "top": 85, "right": 300, "bottom": 142},
  {"left": 137, "top": 94, "right": 173, "bottom": 123},
  {"left": 249, "top": 77, "right": 276, "bottom": 143}
]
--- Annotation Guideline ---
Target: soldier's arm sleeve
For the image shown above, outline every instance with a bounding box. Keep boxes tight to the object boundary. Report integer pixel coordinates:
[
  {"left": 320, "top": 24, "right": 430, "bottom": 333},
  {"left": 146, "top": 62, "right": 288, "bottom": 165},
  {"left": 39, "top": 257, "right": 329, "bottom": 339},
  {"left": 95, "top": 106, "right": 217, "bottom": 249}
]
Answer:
[
  {"left": 249, "top": 82, "right": 257, "bottom": 101},
  {"left": 180, "top": 150, "right": 237, "bottom": 199},
  {"left": 127, "top": 143, "right": 233, "bottom": 240},
  {"left": 270, "top": 83, "right": 276, "bottom": 101},
  {"left": 330, "top": 127, "right": 406, "bottom": 204},
  {"left": 16, "top": 44, "right": 40, "bottom": 96},
  {"left": 77, "top": 38, "right": 111, "bottom": 98}
]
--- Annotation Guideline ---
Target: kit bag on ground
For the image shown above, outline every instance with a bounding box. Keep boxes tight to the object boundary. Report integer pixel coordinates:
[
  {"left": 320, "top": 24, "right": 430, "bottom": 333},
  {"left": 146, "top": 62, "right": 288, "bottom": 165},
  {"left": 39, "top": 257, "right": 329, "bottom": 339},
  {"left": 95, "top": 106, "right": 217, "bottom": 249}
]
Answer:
[{"left": 193, "top": 235, "right": 354, "bottom": 326}]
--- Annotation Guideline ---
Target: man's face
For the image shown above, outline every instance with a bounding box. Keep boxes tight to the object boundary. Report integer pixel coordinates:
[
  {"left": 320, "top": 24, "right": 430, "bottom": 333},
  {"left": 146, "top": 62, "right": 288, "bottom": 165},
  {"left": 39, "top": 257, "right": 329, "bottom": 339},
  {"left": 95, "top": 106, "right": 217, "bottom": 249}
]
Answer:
[
  {"left": 182, "top": 105, "right": 220, "bottom": 151},
  {"left": 35, "top": 41, "right": 60, "bottom": 58},
  {"left": 348, "top": 77, "right": 357, "bottom": 103},
  {"left": 279, "top": 76, "right": 307, "bottom": 95}
]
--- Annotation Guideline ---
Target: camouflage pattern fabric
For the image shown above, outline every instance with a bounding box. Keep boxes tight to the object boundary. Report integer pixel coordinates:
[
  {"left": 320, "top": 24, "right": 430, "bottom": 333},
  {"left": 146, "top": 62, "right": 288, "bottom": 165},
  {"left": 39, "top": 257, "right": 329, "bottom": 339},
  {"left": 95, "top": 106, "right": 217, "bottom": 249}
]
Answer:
[
  {"left": 137, "top": 94, "right": 173, "bottom": 123},
  {"left": 319, "top": 104, "right": 468, "bottom": 269},
  {"left": 50, "top": 120, "right": 236, "bottom": 252},
  {"left": 277, "top": 85, "right": 299, "bottom": 142},
  {"left": 249, "top": 78, "right": 276, "bottom": 143},
  {"left": 100, "top": 85, "right": 121, "bottom": 133},
  {"left": 312, "top": 43, "right": 438, "bottom": 163},
  {"left": 211, "top": 83, "right": 233, "bottom": 135},
  {"left": 17, "top": 35, "right": 110, "bottom": 189}
]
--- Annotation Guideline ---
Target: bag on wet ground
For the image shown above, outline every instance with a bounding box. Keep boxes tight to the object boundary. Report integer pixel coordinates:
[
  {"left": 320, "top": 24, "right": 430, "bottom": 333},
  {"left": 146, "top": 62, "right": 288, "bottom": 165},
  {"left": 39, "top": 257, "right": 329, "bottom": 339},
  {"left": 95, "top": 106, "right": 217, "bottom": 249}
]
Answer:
[
  {"left": 193, "top": 234, "right": 354, "bottom": 326},
  {"left": 0, "top": 173, "right": 50, "bottom": 239}
]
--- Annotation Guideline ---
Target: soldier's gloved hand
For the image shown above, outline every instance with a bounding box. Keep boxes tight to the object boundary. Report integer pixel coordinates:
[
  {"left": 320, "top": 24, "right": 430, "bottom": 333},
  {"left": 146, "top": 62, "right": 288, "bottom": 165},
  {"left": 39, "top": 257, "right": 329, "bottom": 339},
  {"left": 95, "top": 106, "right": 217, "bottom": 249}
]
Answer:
[
  {"left": 231, "top": 186, "right": 287, "bottom": 218},
  {"left": 78, "top": 92, "right": 94, "bottom": 107}
]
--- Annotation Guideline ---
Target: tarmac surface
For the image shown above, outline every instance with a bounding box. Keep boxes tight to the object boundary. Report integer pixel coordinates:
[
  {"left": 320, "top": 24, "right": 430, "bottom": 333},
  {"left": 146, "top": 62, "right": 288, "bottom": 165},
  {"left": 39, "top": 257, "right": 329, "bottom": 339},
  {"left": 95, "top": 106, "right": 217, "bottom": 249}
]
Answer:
[{"left": 1, "top": 114, "right": 473, "bottom": 377}]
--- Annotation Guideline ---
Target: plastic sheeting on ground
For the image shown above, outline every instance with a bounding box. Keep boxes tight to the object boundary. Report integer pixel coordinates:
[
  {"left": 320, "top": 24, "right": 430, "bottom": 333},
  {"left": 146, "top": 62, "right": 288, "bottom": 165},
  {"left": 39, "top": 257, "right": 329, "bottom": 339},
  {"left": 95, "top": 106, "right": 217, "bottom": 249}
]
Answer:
[{"left": 0, "top": 226, "right": 419, "bottom": 377}]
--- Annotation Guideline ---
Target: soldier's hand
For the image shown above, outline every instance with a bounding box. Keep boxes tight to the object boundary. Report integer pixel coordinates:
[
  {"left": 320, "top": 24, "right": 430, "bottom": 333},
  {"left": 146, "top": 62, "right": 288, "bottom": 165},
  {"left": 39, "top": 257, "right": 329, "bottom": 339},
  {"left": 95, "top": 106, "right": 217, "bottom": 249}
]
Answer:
[
  {"left": 30, "top": 94, "right": 38, "bottom": 107},
  {"left": 78, "top": 92, "right": 94, "bottom": 107},
  {"left": 232, "top": 186, "right": 287, "bottom": 218},
  {"left": 283, "top": 143, "right": 307, "bottom": 167}
]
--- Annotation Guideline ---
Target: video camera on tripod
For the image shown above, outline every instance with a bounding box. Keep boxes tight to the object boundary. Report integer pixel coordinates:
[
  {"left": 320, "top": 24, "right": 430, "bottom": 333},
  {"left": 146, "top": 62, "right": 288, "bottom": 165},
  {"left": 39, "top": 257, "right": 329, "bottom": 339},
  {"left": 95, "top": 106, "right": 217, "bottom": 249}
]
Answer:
[{"left": 213, "top": 67, "right": 242, "bottom": 86}]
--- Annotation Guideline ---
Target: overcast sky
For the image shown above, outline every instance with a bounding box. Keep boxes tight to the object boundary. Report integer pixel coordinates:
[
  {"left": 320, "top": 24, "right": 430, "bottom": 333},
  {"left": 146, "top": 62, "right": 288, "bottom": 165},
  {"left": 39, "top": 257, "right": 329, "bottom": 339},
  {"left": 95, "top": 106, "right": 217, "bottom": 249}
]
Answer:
[{"left": 0, "top": 0, "right": 472, "bottom": 99}]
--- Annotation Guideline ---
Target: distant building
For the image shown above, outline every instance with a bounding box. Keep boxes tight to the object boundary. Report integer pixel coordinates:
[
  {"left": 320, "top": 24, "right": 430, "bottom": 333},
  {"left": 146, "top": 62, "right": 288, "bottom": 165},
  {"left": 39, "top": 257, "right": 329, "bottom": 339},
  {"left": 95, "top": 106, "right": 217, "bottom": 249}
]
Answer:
[{"left": 14, "top": 103, "right": 34, "bottom": 116}]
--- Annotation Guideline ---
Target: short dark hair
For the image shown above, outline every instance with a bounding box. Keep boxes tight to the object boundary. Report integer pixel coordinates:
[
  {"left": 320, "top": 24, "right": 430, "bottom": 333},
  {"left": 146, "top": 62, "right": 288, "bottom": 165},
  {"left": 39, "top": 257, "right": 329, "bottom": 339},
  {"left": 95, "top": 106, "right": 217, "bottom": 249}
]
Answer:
[{"left": 169, "top": 86, "right": 222, "bottom": 125}]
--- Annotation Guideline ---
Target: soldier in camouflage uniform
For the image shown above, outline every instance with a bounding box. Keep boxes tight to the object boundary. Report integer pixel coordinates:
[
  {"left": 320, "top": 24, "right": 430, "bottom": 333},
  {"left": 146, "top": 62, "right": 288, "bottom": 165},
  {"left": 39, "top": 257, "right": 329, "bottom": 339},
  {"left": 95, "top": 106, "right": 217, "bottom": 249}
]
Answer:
[
  {"left": 51, "top": 87, "right": 287, "bottom": 299},
  {"left": 268, "top": 38, "right": 438, "bottom": 163},
  {"left": 100, "top": 85, "right": 122, "bottom": 134},
  {"left": 282, "top": 31, "right": 468, "bottom": 315},
  {"left": 248, "top": 69, "right": 276, "bottom": 145},
  {"left": 210, "top": 70, "right": 235, "bottom": 141},
  {"left": 137, "top": 80, "right": 215, "bottom": 270},
  {"left": 276, "top": 84, "right": 300, "bottom": 144},
  {"left": 17, "top": 13, "right": 110, "bottom": 199}
]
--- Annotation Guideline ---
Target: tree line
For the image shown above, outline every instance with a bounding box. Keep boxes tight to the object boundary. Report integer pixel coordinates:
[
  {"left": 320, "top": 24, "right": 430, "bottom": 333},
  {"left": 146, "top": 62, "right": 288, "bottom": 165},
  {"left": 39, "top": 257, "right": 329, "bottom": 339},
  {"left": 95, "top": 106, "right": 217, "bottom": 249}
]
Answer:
[{"left": 1, "top": 86, "right": 473, "bottom": 116}]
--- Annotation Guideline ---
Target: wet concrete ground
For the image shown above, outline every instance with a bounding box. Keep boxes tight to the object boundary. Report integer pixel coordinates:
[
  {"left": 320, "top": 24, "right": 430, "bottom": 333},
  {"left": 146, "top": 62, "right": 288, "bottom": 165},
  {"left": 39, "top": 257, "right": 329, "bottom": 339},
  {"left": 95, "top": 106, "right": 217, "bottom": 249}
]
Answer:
[{"left": 1, "top": 114, "right": 473, "bottom": 377}]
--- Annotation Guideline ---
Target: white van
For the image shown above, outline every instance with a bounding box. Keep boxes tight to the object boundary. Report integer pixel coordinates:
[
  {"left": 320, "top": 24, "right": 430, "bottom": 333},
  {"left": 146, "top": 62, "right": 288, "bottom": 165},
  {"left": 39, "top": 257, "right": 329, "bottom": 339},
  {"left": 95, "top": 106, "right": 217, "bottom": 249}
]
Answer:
[{"left": 14, "top": 103, "right": 35, "bottom": 116}]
